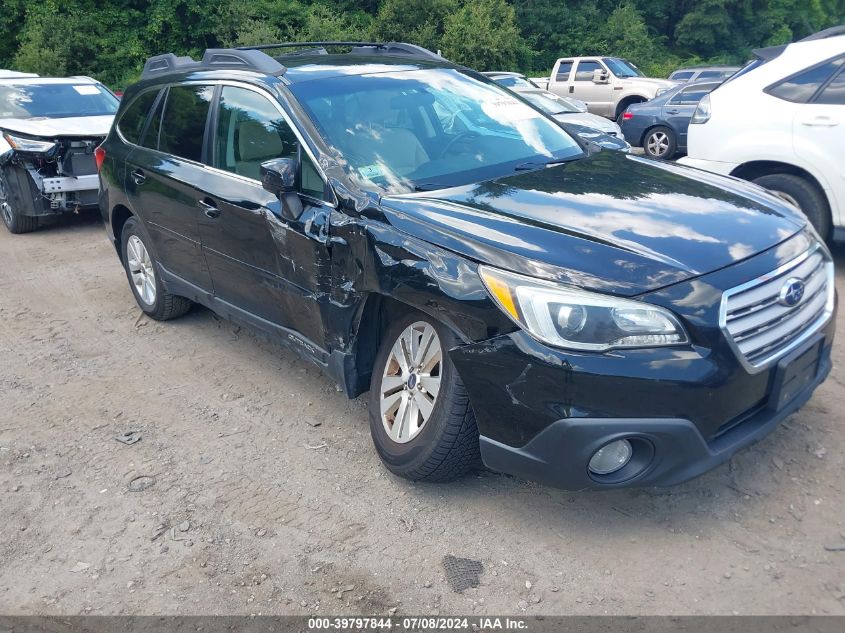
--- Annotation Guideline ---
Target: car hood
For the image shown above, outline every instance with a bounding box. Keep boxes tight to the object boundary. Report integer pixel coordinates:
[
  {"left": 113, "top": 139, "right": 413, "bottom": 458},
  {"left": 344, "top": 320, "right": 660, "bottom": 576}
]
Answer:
[
  {"left": 618, "top": 77, "right": 677, "bottom": 93},
  {"left": 0, "top": 115, "right": 113, "bottom": 138},
  {"left": 379, "top": 152, "right": 806, "bottom": 296},
  {"left": 554, "top": 112, "right": 620, "bottom": 134}
]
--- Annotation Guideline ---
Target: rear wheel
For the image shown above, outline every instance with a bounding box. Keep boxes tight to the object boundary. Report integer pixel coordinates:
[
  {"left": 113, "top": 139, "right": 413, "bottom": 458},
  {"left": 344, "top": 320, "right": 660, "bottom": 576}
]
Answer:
[
  {"left": 643, "top": 126, "right": 677, "bottom": 159},
  {"left": 120, "top": 217, "right": 192, "bottom": 320},
  {"left": 752, "top": 173, "right": 831, "bottom": 239},
  {"left": 0, "top": 170, "right": 38, "bottom": 234},
  {"left": 368, "top": 312, "right": 481, "bottom": 482}
]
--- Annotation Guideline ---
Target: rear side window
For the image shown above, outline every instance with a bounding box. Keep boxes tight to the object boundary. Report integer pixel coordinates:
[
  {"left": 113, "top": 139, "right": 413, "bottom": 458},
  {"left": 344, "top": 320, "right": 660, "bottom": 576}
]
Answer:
[
  {"left": 697, "top": 70, "right": 722, "bottom": 80},
  {"left": 816, "top": 70, "right": 845, "bottom": 105},
  {"left": 159, "top": 84, "right": 214, "bottom": 162},
  {"left": 555, "top": 62, "right": 573, "bottom": 81},
  {"left": 669, "top": 83, "right": 719, "bottom": 105},
  {"left": 768, "top": 57, "right": 845, "bottom": 103},
  {"left": 117, "top": 90, "right": 159, "bottom": 145},
  {"left": 670, "top": 71, "right": 693, "bottom": 81}
]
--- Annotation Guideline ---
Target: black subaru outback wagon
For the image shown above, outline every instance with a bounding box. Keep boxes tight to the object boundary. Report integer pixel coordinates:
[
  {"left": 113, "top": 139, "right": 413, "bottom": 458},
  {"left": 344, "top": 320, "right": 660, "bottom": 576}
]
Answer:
[{"left": 98, "top": 42, "right": 836, "bottom": 490}]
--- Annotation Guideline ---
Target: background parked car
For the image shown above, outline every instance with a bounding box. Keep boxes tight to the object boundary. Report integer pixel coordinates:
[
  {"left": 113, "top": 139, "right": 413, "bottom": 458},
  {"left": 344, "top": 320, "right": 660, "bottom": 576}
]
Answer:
[
  {"left": 545, "top": 56, "right": 676, "bottom": 121},
  {"left": 483, "top": 71, "right": 588, "bottom": 111},
  {"left": 621, "top": 81, "right": 720, "bottom": 159},
  {"left": 519, "top": 90, "right": 626, "bottom": 141},
  {"left": 0, "top": 75, "right": 119, "bottom": 233},
  {"left": 679, "top": 26, "right": 845, "bottom": 240},
  {"left": 668, "top": 65, "right": 740, "bottom": 82}
]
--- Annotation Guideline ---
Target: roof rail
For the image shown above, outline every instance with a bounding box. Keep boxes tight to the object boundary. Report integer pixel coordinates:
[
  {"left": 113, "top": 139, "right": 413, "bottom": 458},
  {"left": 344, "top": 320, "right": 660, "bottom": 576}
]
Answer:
[
  {"left": 799, "top": 25, "right": 845, "bottom": 41},
  {"left": 236, "top": 41, "right": 444, "bottom": 61},
  {"left": 141, "top": 49, "right": 286, "bottom": 79}
]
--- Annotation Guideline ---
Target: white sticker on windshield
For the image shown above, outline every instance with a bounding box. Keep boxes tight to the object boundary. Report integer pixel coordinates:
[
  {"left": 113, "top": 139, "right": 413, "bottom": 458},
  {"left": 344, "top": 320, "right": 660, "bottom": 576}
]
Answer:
[
  {"left": 72, "top": 85, "right": 100, "bottom": 95},
  {"left": 480, "top": 97, "right": 537, "bottom": 121},
  {"left": 358, "top": 164, "right": 384, "bottom": 179}
]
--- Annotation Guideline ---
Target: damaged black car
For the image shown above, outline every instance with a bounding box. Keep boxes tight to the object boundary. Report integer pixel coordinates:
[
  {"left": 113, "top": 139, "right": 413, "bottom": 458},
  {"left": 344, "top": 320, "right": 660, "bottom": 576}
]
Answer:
[
  {"left": 98, "top": 43, "right": 835, "bottom": 490},
  {"left": 0, "top": 76, "right": 118, "bottom": 233}
]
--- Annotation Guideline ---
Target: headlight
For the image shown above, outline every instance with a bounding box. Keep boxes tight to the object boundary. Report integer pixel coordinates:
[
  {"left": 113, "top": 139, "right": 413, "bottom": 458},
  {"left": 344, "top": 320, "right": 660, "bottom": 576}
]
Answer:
[
  {"left": 479, "top": 266, "right": 688, "bottom": 351},
  {"left": 2, "top": 132, "right": 57, "bottom": 154},
  {"left": 690, "top": 94, "right": 711, "bottom": 124}
]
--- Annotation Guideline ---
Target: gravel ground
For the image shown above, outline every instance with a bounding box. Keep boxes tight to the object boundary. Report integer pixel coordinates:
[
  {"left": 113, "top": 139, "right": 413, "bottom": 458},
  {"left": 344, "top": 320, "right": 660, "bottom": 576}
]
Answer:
[{"left": 1, "top": 213, "right": 844, "bottom": 616}]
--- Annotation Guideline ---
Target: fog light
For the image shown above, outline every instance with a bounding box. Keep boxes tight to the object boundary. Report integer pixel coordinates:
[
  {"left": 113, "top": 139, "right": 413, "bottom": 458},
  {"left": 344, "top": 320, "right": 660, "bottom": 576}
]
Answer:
[{"left": 588, "top": 439, "right": 633, "bottom": 475}]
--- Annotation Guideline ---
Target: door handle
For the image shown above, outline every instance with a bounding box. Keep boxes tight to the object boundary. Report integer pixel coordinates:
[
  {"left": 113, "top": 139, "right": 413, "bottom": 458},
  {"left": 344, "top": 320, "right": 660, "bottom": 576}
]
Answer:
[
  {"left": 800, "top": 116, "right": 839, "bottom": 127},
  {"left": 569, "top": 85, "right": 574, "bottom": 94},
  {"left": 130, "top": 169, "right": 146, "bottom": 185},
  {"left": 198, "top": 198, "right": 220, "bottom": 219},
  {"left": 665, "top": 109, "right": 680, "bottom": 114}
]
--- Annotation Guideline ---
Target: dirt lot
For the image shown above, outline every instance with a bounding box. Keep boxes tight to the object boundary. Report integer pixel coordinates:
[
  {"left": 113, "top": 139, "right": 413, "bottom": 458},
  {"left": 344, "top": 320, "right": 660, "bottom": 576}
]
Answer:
[{"left": 1, "top": 213, "right": 844, "bottom": 616}]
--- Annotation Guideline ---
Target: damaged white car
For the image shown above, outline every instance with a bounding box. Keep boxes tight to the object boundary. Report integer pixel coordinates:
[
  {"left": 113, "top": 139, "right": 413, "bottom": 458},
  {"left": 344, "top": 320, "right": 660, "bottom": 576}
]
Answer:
[{"left": 0, "top": 76, "right": 118, "bottom": 233}]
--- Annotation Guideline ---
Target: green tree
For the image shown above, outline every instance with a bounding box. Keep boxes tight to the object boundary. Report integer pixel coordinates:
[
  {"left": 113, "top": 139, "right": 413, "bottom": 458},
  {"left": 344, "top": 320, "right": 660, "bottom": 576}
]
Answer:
[{"left": 441, "top": 0, "right": 531, "bottom": 70}]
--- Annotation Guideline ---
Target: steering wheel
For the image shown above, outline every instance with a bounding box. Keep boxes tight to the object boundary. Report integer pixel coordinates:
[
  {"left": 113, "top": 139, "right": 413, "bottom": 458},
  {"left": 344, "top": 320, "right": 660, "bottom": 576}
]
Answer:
[{"left": 437, "top": 132, "right": 479, "bottom": 159}]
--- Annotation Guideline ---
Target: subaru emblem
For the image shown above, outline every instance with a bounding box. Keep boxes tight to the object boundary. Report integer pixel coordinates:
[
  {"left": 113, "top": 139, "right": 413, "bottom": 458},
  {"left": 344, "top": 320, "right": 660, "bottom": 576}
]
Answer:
[{"left": 778, "top": 278, "right": 805, "bottom": 307}]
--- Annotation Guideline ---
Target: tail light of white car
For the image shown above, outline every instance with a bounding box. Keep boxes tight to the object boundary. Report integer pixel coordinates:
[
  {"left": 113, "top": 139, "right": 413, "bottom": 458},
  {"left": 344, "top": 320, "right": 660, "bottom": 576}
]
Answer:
[{"left": 690, "top": 94, "right": 711, "bottom": 124}]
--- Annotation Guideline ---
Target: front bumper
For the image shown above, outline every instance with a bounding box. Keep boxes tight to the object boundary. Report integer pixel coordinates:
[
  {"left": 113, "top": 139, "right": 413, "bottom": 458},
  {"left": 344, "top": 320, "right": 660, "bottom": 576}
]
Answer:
[
  {"left": 450, "top": 237, "right": 836, "bottom": 490},
  {"left": 477, "top": 337, "right": 831, "bottom": 489}
]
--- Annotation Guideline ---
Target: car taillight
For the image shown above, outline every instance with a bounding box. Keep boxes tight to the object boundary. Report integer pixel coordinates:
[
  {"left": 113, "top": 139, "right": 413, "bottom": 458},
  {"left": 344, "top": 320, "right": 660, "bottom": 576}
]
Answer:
[
  {"left": 94, "top": 145, "right": 106, "bottom": 171},
  {"left": 622, "top": 112, "right": 633, "bottom": 120}
]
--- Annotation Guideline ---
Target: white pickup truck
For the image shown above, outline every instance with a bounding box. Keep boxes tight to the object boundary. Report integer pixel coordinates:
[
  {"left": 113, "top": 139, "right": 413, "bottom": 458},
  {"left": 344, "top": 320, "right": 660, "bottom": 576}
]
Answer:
[{"left": 545, "top": 56, "right": 676, "bottom": 121}]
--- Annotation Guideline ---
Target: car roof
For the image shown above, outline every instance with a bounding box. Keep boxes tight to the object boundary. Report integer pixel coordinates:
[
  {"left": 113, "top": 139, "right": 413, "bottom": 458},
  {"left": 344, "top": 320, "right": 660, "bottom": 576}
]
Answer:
[
  {"left": 482, "top": 71, "right": 524, "bottom": 78},
  {"left": 0, "top": 76, "right": 100, "bottom": 85},
  {"left": 674, "top": 65, "right": 740, "bottom": 72}
]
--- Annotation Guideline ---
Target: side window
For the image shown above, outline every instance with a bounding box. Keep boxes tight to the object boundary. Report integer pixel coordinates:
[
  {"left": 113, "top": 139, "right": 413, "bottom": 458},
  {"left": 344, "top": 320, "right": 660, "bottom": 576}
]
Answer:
[
  {"left": 669, "top": 83, "right": 718, "bottom": 105},
  {"left": 214, "top": 86, "right": 297, "bottom": 180},
  {"left": 555, "top": 62, "right": 573, "bottom": 82},
  {"left": 214, "top": 86, "right": 327, "bottom": 201},
  {"left": 697, "top": 70, "right": 722, "bottom": 80},
  {"left": 670, "top": 71, "right": 693, "bottom": 81},
  {"left": 574, "top": 61, "right": 602, "bottom": 81},
  {"left": 816, "top": 69, "right": 845, "bottom": 105},
  {"left": 768, "top": 57, "right": 845, "bottom": 103},
  {"left": 159, "top": 84, "right": 214, "bottom": 162},
  {"left": 140, "top": 90, "right": 165, "bottom": 149},
  {"left": 116, "top": 89, "right": 159, "bottom": 144}
]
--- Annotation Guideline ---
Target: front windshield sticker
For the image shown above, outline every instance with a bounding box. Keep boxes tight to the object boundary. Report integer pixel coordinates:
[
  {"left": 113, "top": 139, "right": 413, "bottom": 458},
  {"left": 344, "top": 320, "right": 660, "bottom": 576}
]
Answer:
[
  {"left": 72, "top": 85, "right": 101, "bottom": 95},
  {"left": 358, "top": 164, "right": 385, "bottom": 179},
  {"left": 480, "top": 97, "right": 537, "bottom": 121}
]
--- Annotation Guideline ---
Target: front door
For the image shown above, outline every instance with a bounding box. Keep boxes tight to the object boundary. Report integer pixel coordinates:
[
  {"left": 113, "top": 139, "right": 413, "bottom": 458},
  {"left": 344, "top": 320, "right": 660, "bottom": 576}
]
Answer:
[
  {"left": 571, "top": 60, "right": 614, "bottom": 117},
  {"left": 198, "top": 83, "right": 334, "bottom": 348}
]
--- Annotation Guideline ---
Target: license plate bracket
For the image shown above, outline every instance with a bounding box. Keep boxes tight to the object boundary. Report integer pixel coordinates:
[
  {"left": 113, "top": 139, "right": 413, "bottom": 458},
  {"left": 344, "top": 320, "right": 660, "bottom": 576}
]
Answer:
[{"left": 768, "top": 338, "right": 823, "bottom": 412}]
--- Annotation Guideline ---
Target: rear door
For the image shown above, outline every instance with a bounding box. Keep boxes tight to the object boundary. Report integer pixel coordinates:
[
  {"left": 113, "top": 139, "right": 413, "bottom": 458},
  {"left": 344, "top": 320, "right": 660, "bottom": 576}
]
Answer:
[
  {"left": 570, "top": 59, "right": 613, "bottom": 116},
  {"left": 198, "top": 83, "right": 334, "bottom": 348},
  {"left": 662, "top": 83, "right": 719, "bottom": 149},
  {"left": 124, "top": 83, "right": 215, "bottom": 291},
  {"left": 547, "top": 59, "right": 574, "bottom": 98}
]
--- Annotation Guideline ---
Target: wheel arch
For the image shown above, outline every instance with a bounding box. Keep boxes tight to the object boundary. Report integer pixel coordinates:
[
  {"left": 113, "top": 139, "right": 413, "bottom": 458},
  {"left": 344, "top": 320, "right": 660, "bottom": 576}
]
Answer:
[
  {"left": 615, "top": 95, "right": 649, "bottom": 119},
  {"left": 730, "top": 161, "right": 832, "bottom": 214},
  {"left": 110, "top": 204, "right": 134, "bottom": 259}
]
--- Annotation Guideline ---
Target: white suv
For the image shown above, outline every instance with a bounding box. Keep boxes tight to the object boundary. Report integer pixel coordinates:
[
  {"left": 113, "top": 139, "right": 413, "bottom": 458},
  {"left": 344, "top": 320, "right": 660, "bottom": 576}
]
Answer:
[{"left": 679, "top": 27, "right": 845, "bottom": 240}]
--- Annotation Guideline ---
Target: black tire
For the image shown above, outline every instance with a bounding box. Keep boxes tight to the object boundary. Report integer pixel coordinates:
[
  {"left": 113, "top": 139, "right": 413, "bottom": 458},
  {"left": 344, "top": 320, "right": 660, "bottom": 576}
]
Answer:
[
  {"left": 120, "top": 216, "right": 192, "bottom": 320},
  {"left": 368, "top": 312, "right": 481, "bottom": 483},
  {"left": 0, "top": 170, "right": 38, "bottom": 234},
  {"left": 642, "top": 126, "right": 677, "bottom": 159},
  {"left": 752, "top": 173, "right": 831, "bottom": 239}
]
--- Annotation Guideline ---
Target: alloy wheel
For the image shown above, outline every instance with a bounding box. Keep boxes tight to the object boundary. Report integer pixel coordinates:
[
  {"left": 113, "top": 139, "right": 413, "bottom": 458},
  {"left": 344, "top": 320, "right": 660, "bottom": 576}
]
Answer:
[
  {"left": 379, "top": 321, "right": 442, "bottom": 444},
  {"left": 0, "top": 177, "right": 13, "bottom": 227},
  {"left": 646, "top": 131, "right": 670, "bottom": 157},
  {"left": 126, "top": 235, "right": 157, "bottom": 305}
]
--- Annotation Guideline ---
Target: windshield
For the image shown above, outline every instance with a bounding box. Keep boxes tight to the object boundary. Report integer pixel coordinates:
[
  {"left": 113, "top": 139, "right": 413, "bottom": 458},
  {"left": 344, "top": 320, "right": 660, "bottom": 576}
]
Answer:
[
  {"left": 0, "top": 82, "right": 118, "bottom": 119},
  {"left": 493, "top": 75, "right": 537, "bottom": 90},
  {"left": 522, "top": 92, "right": 579, "bottom": 115},
  {"left": 290, "top": 68, "right": 582, "bottom": 193},
  {"left": 603, "top": 58, "right": 644, "bottom": 78}
]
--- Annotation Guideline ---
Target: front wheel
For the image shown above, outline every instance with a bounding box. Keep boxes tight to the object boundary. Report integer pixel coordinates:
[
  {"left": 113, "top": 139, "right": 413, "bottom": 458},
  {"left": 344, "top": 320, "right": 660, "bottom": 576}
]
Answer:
[
  {"left": 643, "top": 126, "right": 677, "bottom": 159},
  {"left": 120, "top": 216, "right": 192, "bottom": 320},
  {"left": 368, "top": 313, "right": 480, "bottom": 482},
  {"left": 0, "top": 170, "right": 38, "bottom": 234}
]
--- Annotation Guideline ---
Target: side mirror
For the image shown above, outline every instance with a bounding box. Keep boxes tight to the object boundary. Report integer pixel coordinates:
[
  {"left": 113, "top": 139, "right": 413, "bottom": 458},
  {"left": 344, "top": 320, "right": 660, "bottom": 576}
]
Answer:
[
  {"left": 260, "top": 157, "right": 297, "bottom": 197},
  {"left": 260, "top": 157, "right": 302, "bottom": 220},
  {"left": 592, "top": 69, "right": 609, "bottom": 84}
]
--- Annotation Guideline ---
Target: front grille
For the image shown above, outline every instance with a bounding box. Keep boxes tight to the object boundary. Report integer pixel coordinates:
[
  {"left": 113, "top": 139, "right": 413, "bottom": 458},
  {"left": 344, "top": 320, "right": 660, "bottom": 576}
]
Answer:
[{"left": 721, "top": 245, "right": 834, "bottom": 371}]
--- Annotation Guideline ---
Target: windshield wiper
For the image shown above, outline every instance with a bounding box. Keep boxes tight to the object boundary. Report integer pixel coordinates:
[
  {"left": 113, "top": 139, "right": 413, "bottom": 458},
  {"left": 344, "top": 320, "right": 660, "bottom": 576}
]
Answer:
[
  {"left": 514, "top": 156, "right": 578, "bottom": 171},
  {"left": 413, "top": 182, "right": 447, "bottom": 192}
]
